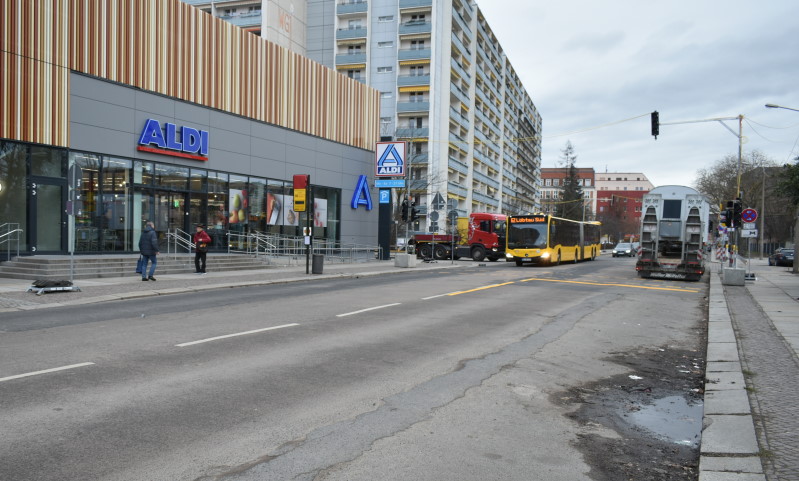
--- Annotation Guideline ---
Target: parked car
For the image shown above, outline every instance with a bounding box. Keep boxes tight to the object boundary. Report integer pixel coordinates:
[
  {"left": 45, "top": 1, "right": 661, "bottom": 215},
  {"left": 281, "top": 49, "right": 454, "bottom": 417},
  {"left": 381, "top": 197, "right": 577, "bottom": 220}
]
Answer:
[
  {"left": 612, "top": 242, "right": 636, "bottom": 257},
  {"left": 771, "top": 248, "right": 794, "bottom": 267}
]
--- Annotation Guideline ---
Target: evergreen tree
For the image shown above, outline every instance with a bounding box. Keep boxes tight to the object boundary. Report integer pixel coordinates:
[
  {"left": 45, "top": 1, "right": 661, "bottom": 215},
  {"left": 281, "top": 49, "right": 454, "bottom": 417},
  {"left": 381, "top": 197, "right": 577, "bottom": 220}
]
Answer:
[{"left": 556, "top": 141, "right": 585, "bottom": 220}]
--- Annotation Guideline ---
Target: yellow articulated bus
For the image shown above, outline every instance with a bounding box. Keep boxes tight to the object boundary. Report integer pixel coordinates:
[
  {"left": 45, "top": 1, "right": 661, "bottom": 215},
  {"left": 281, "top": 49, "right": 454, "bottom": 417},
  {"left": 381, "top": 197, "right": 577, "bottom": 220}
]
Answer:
[{"left": 505, "top": 214, "right": 601, "bottom": 266}]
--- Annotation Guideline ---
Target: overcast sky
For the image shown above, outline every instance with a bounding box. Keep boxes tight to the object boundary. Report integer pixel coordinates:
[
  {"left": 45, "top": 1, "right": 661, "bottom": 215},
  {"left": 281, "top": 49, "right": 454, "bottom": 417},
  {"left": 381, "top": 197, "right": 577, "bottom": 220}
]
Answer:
[{"left": 477, "top": 1, "right": 799, "bottom": 188}]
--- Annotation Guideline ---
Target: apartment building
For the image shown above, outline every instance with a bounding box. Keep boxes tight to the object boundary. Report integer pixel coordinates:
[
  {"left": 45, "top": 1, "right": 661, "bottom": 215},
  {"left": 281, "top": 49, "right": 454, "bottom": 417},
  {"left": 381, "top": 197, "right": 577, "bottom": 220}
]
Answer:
[
  {"left": 539, "top": 168, "right": 596, "bottom": 219},
  {"left": 595, "top": 173, "right": 654, "bottom": 240},
  {"left": 307, "top": 0, "right": 543, "bottom": 232},
  {"left": 182, "top": 0, "right": 307, "bottom": 54}
]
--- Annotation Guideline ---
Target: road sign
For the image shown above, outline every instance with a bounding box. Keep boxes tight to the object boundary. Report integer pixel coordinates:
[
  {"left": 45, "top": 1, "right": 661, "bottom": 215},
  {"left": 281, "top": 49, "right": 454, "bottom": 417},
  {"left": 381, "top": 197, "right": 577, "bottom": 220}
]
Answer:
[
  {"left": 743, "top": 222, "right": 756, "bottom": 230},
  {"left": 379, "top": 189, "right": 391, "bottom": 204},
  {"left": 431, "top": 192, "right": 446, "bottom": 210},
  {"left": 429, "top": 211, "right": 439, "bottom": 222},
  {"left": 375, "top": 179, "right": 405, "bottom": 188},
  {"left": 741, "top": 229, "right": 758, "bottom": 238},
  {"left": 741, "top": 208, "right": 758, "bottom": 223}
]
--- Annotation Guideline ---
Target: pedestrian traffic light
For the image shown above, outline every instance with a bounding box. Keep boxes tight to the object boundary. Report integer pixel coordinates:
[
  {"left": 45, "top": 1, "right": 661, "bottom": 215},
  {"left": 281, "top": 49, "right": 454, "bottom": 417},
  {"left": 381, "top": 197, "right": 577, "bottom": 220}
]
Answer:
[
  {"left": 401, "top": 199, "right": 409, "bottom": 222},
  {"left": 651, "top": 111, "right": 659, "bottom": 139},
  {"left": 410, "top": 202, "right": 419, "bottom": 222}
]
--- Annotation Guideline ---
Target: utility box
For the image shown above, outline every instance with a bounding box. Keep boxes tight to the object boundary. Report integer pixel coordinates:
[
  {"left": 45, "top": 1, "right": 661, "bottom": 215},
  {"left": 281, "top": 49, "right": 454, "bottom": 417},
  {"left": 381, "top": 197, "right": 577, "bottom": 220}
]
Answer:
[{"left": 312, "top": 254, "right": 324, "bottom": 274}]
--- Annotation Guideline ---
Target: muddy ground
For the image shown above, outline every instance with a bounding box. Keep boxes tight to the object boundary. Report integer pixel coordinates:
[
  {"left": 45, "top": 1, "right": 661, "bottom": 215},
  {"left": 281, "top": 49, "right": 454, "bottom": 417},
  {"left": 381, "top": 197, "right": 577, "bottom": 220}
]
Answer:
[{"left": 554, "top": 337, "right": 707, "bottom": 481}]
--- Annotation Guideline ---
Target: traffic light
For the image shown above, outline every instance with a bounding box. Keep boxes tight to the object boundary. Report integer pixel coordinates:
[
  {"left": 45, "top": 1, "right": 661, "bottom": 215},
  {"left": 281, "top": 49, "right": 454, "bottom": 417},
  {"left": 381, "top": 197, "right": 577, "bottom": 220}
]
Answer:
[
  {"left": 411, "top": 202, "right": 419, "bottom": 222},
  {"left": 401, "top": 199, "right": 409, "bottom": 222},
  {"left": 651, "top": 111, "right": 659, "bottom": 139},
  {"left": 733, "top": 198, "right": 743, "bottom": 227}
]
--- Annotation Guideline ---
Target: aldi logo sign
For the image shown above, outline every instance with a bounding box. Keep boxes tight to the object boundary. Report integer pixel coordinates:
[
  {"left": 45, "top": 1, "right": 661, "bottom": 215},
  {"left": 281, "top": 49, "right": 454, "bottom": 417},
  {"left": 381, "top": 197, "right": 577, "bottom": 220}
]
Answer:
[
  {"left": 137, "top": 119, "right": 209, "bottom": 161},
  {"left": 375, "top": 141, "right": 406, "bottom": 177}
]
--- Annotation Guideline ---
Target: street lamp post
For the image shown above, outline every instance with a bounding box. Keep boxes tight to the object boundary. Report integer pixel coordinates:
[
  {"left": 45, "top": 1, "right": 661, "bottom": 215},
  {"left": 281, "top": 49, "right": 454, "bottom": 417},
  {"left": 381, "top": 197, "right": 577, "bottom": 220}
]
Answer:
[{"left": 764, "top": 103, "right": 799, "bottom": 274}]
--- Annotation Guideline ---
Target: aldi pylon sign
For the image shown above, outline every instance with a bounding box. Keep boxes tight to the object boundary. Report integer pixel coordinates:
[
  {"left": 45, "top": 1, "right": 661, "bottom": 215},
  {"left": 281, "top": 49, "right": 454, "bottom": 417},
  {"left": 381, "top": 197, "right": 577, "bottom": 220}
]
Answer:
[{"left": 375, "top": 141, "right": 406, "bottom": 177}]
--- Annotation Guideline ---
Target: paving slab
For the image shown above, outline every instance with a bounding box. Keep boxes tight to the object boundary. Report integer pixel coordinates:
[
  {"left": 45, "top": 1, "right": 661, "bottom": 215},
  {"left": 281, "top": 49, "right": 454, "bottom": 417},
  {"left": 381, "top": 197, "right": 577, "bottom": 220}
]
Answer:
[
  {"left": 699, "top": 472, "right": 766, "bottom": 481},
  {"left": 704, "top": 390, "right": 752, "bottom": 414},
  {"left": 699, "top": 456, "right": 763, "bottom": 473},
  {"left": 708, "top": 327, "right": 737, "bottom": 343},
  {"left": 705, "top": 371, "right": 746, "bottom": 391},
  {"left": 705, "top": 361, "right": 742, "bottom": 372},
  {"left": 706, "top": 342, "right": 741, "bottom": 362},
  {"left": 701, "top": 415, "right": 759, "bottom": 454}
]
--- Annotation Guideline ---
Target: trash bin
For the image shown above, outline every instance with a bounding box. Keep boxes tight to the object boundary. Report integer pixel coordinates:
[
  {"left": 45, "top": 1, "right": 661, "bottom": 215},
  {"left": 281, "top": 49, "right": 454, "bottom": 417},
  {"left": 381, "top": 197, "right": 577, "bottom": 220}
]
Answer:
[{"left": 312, "top": 254, "right": 324, "bottom": 274}]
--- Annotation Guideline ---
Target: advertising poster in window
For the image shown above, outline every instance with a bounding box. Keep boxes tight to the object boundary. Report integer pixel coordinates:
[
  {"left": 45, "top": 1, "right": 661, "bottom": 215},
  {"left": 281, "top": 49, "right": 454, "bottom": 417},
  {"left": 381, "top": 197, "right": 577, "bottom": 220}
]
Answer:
[
  {"left": 314, "top": 199, "right": 328, "bottom": 227},
  {"left": 266, "top": 193, "right": 301, "bottom": 226},
  {"left": 229, "top": 188, "right": 248, "bottom": 224}
]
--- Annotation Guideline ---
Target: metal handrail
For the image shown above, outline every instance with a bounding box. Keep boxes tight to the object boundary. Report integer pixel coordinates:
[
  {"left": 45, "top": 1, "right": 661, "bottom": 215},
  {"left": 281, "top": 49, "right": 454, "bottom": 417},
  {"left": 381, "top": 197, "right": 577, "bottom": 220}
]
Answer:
[
  {"left": 166, "top": 228, "right": 195, "bottom": 259},
  {"left": 228, "top": 231, "right": 383, "bottom": 264},
  {"left": 0, "top": 223, "right": 22, "bottom": 260}
]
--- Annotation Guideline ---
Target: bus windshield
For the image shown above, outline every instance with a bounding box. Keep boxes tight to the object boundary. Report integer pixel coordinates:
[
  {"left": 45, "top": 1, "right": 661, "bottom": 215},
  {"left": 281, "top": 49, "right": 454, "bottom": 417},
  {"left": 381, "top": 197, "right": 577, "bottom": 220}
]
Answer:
[{"left": 507, "top": 223, "right": 547, "bottom": 249}]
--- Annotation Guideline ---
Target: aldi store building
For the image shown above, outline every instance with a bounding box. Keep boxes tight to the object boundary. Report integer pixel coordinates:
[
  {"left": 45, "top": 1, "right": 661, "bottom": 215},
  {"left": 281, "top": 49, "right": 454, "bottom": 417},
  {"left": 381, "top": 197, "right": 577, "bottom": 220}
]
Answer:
[{"left": 0, "top": 0, "right": 380, "bottom": 256}]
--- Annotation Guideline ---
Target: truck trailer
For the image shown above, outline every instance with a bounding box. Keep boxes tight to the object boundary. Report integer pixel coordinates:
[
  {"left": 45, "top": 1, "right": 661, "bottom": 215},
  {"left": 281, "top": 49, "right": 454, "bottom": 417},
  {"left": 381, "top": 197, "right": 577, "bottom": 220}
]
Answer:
[{"left": 635, "top": 185, "right": 710, "bottom": 281}]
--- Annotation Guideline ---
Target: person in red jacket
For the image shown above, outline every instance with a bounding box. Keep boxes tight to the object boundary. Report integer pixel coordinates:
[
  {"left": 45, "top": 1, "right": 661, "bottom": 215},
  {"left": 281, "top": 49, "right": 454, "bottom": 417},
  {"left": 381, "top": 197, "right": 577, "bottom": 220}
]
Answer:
[{"left": 193, "top": 224, "right": 212, "bottom": 274}]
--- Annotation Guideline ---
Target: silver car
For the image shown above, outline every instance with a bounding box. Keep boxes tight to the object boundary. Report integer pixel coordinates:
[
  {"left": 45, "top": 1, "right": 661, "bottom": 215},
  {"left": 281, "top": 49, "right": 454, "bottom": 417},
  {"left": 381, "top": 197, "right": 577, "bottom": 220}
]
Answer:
[{"left": 612, "top": 242, "right": 636, "bottom": 257}]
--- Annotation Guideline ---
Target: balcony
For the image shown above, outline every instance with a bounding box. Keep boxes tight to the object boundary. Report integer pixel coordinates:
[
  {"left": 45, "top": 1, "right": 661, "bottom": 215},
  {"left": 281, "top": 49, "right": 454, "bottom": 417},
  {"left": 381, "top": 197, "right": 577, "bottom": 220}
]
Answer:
[
  {"left": 450, "top": 58, "right": 470, "bottom": 81},
  {"left": 335, "top": 52, "right": 366, "bottom": 65},
  {"left": 396, "top": 127, "right": 429, "bottom": 138},
  {"left": 451, "top": 33, "right": 472, "bottom": 62},
  {"left": 408, "top": 153, "right": 429, "bottom": 165},
  {"left": 399, "top": 0, "right": 432, "bottom": 9},
  {"left": 473, "top": 191, "right": 500, "bottom": 207},
  {"left": 473, "top": 170, "right": 500, "bottom": 190},
  {"left": 448, "top": 181, "right": 468, "bottom": 197},
  {"left": 448, "top": 156, "right": 469, "bottom": 175},
  {"left": 474, "top": 149, "right": 500, "bottom": 171},
  {"left": 219, "top": 12, "right": 262, "bottom": 28},
  {"left": 397, "top": 101, "right": 430, "bottom": 113},
  {"left": 449, "top": 82, "right": 470, "bottom": 105},
  {"left": 399, "top": 20, "right": 431, "bottom": 35},
  {"left": 449, "top": 107, "right": 470, "bottom": 130},
  {"left": 397, "top": 74, "right": 430, "bottom": 87},
  {"left": 452, "top": 8, "right": 472, "bottom": 36},
  {"left": 398, "top": 48, "right": 431, "bottom": 61},
  {"left": 336, "top": 27, "right": 367, "bottom": 40},
  {"left": 337, "top": 0, "right": 368, "bottom": 15}
]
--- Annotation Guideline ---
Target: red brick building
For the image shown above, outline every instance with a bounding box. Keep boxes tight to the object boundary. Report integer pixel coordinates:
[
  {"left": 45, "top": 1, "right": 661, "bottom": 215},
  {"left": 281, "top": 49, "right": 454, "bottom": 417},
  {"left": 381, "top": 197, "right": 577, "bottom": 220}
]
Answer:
[{"left": 595, "top": 173, "right": 654, "bottom": 242}]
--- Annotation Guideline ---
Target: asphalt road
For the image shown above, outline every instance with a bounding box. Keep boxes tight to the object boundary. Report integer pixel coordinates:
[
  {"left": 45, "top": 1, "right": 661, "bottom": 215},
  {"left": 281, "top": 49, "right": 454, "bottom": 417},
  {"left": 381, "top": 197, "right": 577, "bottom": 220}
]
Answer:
[{"left": 0, "top": 256, "right": 706, "bottom": 481}]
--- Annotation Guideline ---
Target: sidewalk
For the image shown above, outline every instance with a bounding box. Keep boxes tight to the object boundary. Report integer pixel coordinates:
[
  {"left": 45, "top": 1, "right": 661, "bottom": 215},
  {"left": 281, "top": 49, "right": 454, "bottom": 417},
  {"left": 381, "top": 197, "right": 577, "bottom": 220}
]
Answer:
[
  {"left": 701, "top": 258, "right": 799, "bottom": 481},
  {"left": 0, "top": 259, "right": 466, "bottom": 312}
]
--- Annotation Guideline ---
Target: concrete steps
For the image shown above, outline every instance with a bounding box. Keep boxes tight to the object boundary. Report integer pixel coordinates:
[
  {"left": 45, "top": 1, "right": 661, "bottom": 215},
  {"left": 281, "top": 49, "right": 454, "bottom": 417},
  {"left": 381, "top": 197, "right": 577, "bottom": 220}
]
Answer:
[{"left": 0, "top": 254, "right": 277, "bottom": 280}]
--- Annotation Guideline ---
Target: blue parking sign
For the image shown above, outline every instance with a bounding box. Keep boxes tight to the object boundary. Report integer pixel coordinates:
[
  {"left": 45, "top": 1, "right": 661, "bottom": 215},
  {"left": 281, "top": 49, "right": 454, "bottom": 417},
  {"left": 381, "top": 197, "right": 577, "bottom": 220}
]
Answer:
[{"left": 379, "top": 189, "right": 391, "bottom": 204}]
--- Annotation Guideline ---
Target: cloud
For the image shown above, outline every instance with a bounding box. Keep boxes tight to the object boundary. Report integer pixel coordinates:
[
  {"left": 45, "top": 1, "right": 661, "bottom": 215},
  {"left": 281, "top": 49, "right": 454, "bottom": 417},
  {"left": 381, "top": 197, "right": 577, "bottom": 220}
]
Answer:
[{"left": 562, "top": 31, "right": 626, "bottom": 54}]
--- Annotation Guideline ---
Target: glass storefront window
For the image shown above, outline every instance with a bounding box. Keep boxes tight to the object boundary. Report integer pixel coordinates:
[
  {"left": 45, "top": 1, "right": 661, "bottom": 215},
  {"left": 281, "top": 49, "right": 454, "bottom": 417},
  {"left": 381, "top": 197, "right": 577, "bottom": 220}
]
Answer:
[
  {"left": 31, "top": 147, "right": 66, "bottom": 178},
  {"left": 190, "top": 169, "right": 207, "bottom": 192},
  {"left": 228, "top": 175, "right": 248, "bottom": 238},
  {"left": 101, "top": 157, "right": 132, "bottom": 251},
  {"left": 207, "top": 172, "right": 228, "bottom": 248},
  {"left": 265, "top": 180, "right": 286, "bottom": 235},
  {"left": 154, "top": 164, "right": 189, "bottom": 190},
  {"left": 71, "top": 152, "right": 102, "bottom": 251},
  {"left": 0, "top": 141, "right": 29, "bottom": 251},
  {"left": 248, "top": 177, "right": 267, "bottom": 232},
  {"left": 133, "top": 161, "right": 154, "bottom": 185}
]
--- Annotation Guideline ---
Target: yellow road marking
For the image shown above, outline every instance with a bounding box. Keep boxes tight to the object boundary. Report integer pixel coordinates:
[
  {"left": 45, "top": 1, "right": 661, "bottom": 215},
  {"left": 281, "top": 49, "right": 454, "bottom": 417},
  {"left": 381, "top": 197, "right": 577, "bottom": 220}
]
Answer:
[
  {"left": 448, "top": 282, "right": 516, "bottom": 296},
  {"left": 519, "top": 277, "right": 699, "bottom": 293}
]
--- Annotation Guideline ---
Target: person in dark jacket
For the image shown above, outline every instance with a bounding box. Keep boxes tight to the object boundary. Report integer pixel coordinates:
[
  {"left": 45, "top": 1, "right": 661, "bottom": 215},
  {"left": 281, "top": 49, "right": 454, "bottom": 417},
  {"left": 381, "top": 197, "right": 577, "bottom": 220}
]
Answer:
[
  {"left": 138, "top": 221, "right": 160, "bottom": 281},
  {"left": 193, "top": 224, "right": 212, "bottom": 274}
]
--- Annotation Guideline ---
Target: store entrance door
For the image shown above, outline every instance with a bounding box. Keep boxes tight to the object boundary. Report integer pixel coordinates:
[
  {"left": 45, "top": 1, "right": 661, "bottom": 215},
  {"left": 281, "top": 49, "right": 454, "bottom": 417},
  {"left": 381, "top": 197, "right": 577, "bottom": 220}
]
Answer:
[
  {"left": 154, "top": 191, "right": 189, "bottom": 237},
  {"left": 28, "top": 178, "right": 67, "bottom": 253}
]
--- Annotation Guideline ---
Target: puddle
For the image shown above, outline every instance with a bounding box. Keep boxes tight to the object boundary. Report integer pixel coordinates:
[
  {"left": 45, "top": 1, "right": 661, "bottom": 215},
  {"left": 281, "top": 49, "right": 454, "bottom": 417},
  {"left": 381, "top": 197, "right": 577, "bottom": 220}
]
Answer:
[{"left": 625, "top": 395, "right": 703, "bottom": 448}]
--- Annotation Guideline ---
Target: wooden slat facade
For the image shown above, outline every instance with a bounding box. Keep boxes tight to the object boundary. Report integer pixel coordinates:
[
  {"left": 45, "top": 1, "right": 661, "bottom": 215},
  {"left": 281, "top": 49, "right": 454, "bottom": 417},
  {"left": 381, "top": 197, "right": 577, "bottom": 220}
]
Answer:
[{"left": 0, "top": 0, "right": 379, "bottom": 150}]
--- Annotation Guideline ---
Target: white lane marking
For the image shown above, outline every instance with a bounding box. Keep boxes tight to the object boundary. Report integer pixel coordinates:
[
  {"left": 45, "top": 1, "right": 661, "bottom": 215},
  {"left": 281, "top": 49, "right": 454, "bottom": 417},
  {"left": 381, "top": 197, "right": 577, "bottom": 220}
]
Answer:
[
  {"left": 336, "top": 303, "right": 401, "bottom": 317},
  {"left": 0, "top": 362, "right": 95, "bottom": 383},
  {"left": 176, "top": 323, "right": 300, "bottom": 347},
  {"left": 422, "top": 293, "right": 453, "bottom": 300}
]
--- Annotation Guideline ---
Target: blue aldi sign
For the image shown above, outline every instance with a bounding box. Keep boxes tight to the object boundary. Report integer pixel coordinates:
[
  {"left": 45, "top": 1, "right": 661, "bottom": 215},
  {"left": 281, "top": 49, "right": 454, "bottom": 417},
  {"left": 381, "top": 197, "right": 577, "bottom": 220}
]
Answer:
[
  {"left": 375, "top": 141, "right": 406, "bottom": 177},
  {"left": 138, "top": 119, "right": 209, "bottom": 161}
]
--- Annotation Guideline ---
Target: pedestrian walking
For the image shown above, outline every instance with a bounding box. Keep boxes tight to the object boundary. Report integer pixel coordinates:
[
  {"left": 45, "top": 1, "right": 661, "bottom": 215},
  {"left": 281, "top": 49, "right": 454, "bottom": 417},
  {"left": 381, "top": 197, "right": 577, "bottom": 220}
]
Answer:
[
  {"left": 138, "top": 221, "right": 160, "bottom": 281},
  {"left": 193, "top": 224, "right": 212, "bottom": 274}
]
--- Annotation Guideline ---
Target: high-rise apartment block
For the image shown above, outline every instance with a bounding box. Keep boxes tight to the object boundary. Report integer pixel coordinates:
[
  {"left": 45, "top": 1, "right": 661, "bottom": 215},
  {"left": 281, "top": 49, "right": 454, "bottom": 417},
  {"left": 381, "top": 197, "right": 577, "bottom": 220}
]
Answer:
[{"left": 185, "top": 0, "right": 543, "bottom": 231}]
